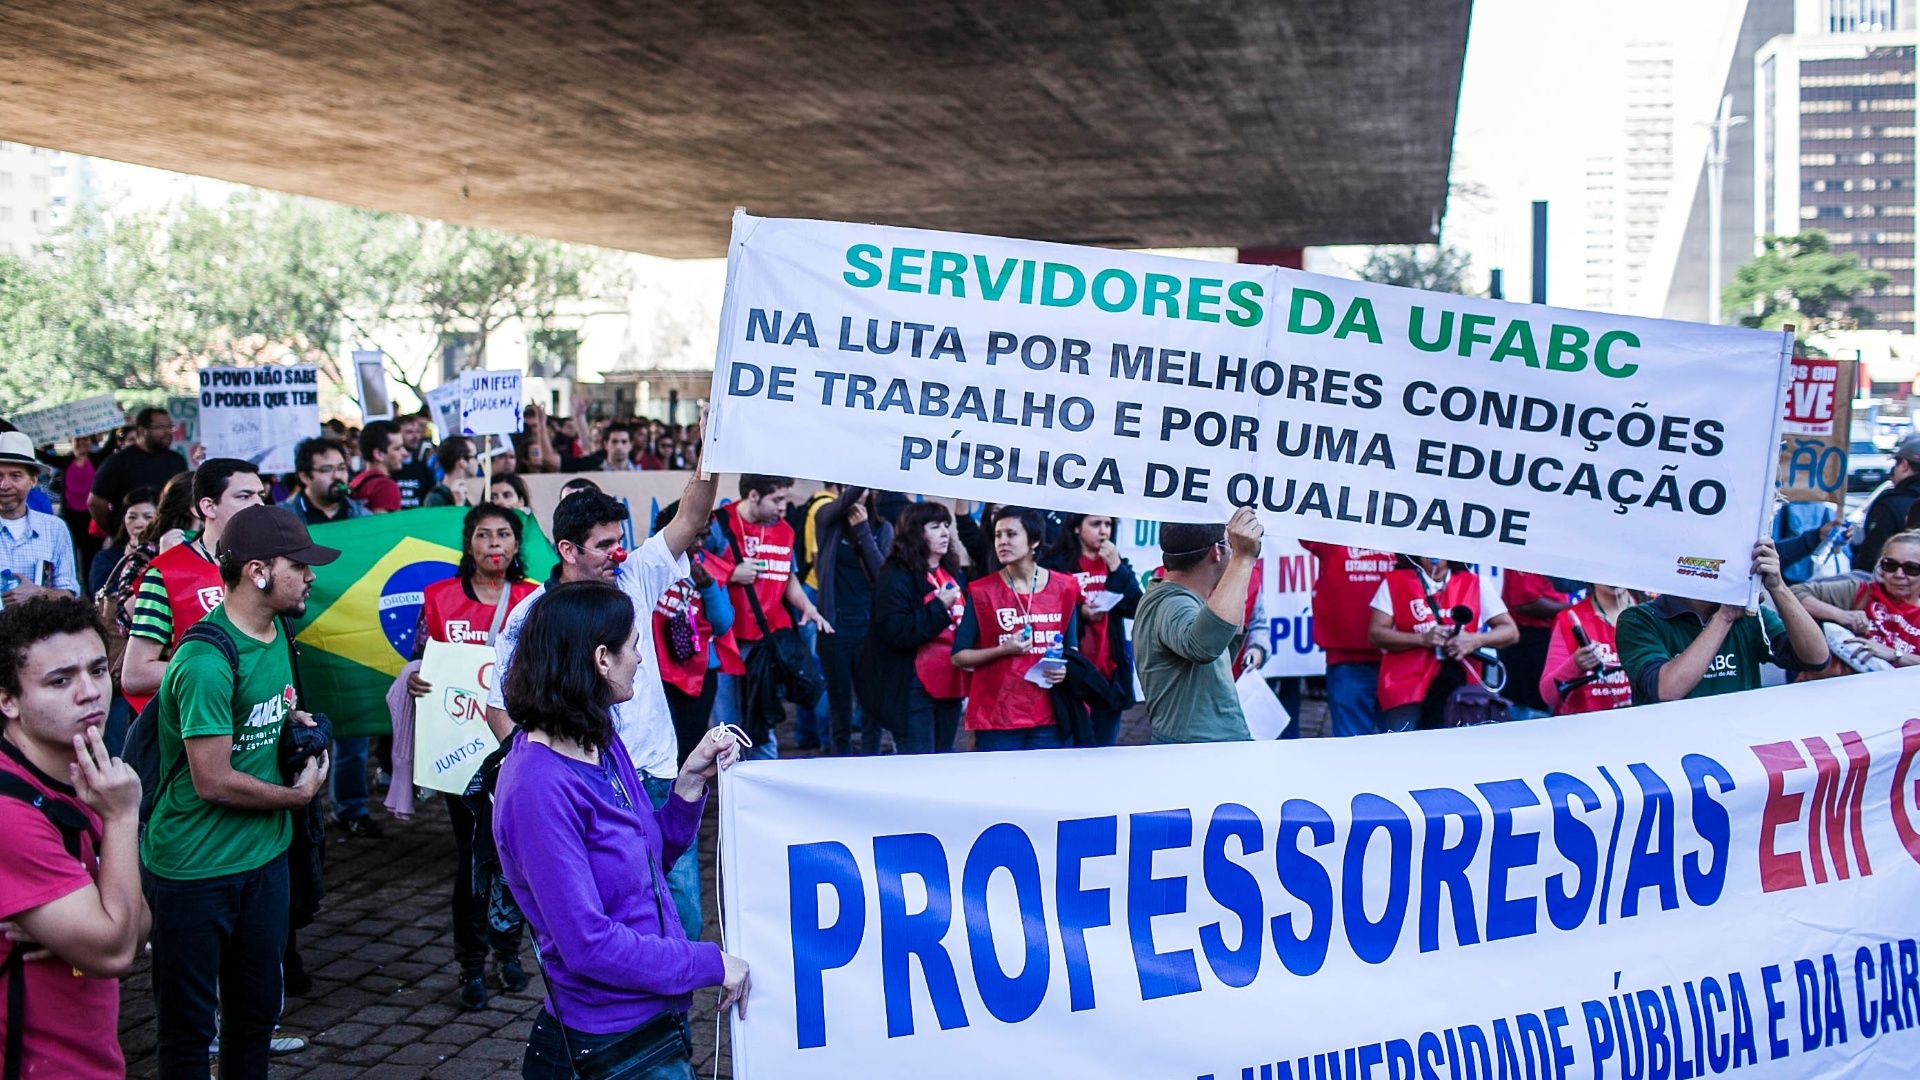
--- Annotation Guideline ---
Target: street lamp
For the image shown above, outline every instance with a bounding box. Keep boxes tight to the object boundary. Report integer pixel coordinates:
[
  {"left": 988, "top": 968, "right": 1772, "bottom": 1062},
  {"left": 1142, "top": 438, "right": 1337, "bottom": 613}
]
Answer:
[{"left": 1705, "top": 93, "right": 1748, "bottom": 326}]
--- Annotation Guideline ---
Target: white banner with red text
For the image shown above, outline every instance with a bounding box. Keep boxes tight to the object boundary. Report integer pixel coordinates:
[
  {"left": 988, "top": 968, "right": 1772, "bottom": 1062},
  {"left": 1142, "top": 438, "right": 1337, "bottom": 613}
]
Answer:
[
  {"left": 720, "top": 670, "right": 1920, "bottom": 1079},
  {"left": 703, "top": 213, "right": 1791, "bottom": 604}
]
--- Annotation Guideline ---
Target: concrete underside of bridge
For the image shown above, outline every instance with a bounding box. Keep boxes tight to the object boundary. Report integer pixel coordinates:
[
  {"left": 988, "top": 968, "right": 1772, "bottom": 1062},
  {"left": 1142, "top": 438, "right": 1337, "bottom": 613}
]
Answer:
[{"left": 0, "top": 1, "right": 1471, "bottom": 257}]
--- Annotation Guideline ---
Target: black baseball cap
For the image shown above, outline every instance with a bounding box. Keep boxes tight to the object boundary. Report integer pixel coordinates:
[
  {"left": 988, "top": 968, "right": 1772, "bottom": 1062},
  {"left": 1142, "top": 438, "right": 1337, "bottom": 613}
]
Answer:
[{"left": 217, "top": 505, "right": 342, "bottom": 567}]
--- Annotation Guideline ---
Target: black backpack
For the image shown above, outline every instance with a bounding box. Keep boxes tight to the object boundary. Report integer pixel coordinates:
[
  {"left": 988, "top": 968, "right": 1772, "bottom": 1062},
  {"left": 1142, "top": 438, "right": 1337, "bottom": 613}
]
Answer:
[
  {"left": 122, "top": 621, "right": 243, "bottom": 823},
  {"left": 0, "top": 745, "right": 89, "bottom": 1080}
]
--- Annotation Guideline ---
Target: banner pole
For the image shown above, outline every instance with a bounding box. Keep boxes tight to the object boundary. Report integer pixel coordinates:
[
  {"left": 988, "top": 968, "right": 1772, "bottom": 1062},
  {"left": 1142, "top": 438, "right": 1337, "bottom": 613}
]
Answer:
[{"left": 1753, "top": 325, "right": 1797, "bottom": 613}]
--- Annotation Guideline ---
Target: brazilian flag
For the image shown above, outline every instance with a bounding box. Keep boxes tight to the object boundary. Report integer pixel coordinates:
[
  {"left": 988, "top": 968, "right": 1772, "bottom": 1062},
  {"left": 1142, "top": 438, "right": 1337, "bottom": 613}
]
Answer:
[{"left": 291, "top": 508, "right": 557, "bottom": 737}]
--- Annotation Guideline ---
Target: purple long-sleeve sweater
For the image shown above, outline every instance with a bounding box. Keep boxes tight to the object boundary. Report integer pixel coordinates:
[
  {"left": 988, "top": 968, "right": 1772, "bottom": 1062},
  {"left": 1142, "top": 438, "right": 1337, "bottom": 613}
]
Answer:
[{"left": 494, "top": 731, "right": 725, "bottom": 1034}]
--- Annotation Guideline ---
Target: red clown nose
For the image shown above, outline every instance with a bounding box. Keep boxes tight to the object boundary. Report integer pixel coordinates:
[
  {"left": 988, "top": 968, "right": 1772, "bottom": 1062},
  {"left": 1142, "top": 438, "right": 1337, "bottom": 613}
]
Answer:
[{"left": 608, "top": 546, "right": 628, "bottom": 565}]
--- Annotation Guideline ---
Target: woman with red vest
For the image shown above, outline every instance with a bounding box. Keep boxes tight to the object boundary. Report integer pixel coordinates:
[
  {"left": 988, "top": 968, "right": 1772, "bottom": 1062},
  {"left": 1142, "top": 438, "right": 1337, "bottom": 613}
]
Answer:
[
  {"left": 1366, "top": 555, "right": 1518, "bottom": 731},
  {"left": 405, "top": 504, "right": 540, "bottom": 1011},
  {"left": 952, "top": 506, "right": 1082, "bottom": 751},
  {"left": 1791, "top": 529, "right": 1920, "bottom": 669},
  {"left": 1539, "top": 584, "right": 1639, "bottom": 714},
  {"left": 864, "top": 501, "right": 972, "bottom": 753}
]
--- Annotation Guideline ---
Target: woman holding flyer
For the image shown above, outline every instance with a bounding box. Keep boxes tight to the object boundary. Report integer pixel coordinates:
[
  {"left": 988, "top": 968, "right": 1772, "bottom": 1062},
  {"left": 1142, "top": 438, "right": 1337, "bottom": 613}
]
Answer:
[
  {"left": 1041, "top": 513, "right": 1140, "bottom": 746},
  {"left": 952, "top": 506, "right": 1081, "bottom": 751},
  {"left": 494, "top": 581, "right": 749, "bottom": 1080},
  {"left": 865, "top": 502, "right": 972, "bottom": 753},
  {"left": 1539, "top": 584, "right": 1639, "bottom": 714},
  {"left": 406, "top": 504, "right": 540, "bottom": 1010}
]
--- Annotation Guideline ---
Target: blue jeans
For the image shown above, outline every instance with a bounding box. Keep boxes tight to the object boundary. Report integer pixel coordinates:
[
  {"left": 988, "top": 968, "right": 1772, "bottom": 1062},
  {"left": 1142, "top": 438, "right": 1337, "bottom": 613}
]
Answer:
[
  {"left": 1325, "top": 663, "right": 1381, "bottom": 738},
  {"left": 145, "top": 855, "right": 289, "bottom": 1080},
  {"left": 972, "top": 725, "right": 1062, "bottom": 752},
  {"left": 523, "top": 1009, "right": 693, "bottom": 1080},
  {"left": 905, "top": 682, "right": 962, "bottom": 753},
  {"left": 1087, "top": 705, "right": 1123, "bottom": 748},
  {"left": 331, "top": 735, "right": 370, "bottom": 821},
  {"left": 641, "top": 774, "right": 703, "bottom": 943}
]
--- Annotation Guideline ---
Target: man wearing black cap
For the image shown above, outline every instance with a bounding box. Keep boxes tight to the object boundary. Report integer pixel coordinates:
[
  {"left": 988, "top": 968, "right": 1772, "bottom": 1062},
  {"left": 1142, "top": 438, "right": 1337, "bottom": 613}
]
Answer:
[
  {"left": 141, "top": 505, "right": 337, "bottom": 1080},
  {"left": 1858, "top": 432, "right": 1920, "bottom": 572}
]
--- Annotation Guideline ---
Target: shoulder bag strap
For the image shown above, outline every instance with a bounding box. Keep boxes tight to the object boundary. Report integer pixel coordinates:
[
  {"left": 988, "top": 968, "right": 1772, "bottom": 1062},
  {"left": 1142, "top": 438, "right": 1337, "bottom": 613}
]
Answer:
[
  {"left": 4, "top": 944, "right": 24, "bottom": 1080},
  {"left": 714, "top": 512, "right": 774, "bottom": 638},
  {"left": 488, "top": 583, "right": 517, "bottom": 641}
]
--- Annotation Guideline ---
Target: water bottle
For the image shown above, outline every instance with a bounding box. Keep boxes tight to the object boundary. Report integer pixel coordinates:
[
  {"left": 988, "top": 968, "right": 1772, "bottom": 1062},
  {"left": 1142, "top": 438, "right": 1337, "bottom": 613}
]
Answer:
[{"left": 0, "top": 569, "right": 18, "bottom": 595}]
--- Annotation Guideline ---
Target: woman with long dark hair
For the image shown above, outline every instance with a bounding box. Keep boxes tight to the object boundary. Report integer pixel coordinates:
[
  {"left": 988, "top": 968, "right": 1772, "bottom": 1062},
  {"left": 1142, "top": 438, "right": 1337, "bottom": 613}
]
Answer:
[
  {"left": 494, "top": 581, "right": 749, "bottom": 1080},
  {"left": 1040, "top": 513, "right": 1141, "bottom": 746},
  {"left": 863, "top": 501, "right": 971, "bottom": 753},
  {"left": 88, "top": 486, "right": 156, "bottom": 597},
  {"left": 407, "top": 504, "right": 541, "bottom": 1009},
  {"left": 952, "top": 505, "right": 1081, "bottom": 751}
]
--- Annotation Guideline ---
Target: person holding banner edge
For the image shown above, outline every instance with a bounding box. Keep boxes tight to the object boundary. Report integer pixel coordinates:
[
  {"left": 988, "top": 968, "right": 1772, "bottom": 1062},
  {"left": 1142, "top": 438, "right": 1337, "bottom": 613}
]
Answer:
[
  {"left": 1615, "top": 538, "right": 1829, "bottom": 702},
  {"left": 492, "top": 581, "right": 748, "bottom": 1080},
  {"left": 1134, "top": 509, "right": 1263, "bottom": 743},
  {"left": 487, "top": 461, "right": 720, "bottom": 944}
]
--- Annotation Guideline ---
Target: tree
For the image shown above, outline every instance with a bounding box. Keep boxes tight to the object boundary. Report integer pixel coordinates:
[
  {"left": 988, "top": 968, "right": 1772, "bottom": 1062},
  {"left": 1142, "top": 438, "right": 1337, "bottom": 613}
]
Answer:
[
  {"left": 1355, "top": 244, "right": 1473, "bottom": 294},
  {"left": 0, "top": 193, "right": 617, "bottom": 417},
  {"left": 1723, "top": 231, "right": 1887, "bottom": 339}
]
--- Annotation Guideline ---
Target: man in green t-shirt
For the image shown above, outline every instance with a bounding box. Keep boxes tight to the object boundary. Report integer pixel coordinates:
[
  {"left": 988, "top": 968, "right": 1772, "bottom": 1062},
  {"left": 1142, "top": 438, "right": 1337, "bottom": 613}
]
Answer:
[
  {"left": 141, "top": 505, "right": 337, "bottom": 1079},
  {"left": 1616, "top": 537, "right": 1830, "bottom": 703},
  {"left": 1136, "top": 509, "right": 1266, "bottom": 743}
]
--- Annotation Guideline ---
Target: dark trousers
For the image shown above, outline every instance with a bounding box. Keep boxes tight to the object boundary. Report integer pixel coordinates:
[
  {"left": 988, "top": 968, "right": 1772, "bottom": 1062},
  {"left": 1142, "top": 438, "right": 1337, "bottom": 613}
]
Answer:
[
  {"left": 1087, "top": 705, "right": 1123, "bottom": 748},
  {"left": 523, "top": 1009, "right": 693, "bottom": 1080},
  {"left": 664, "top": 676, "right": 719, "bottom": 766},
  {"left": 904, "top": 681, "right": 962, "bottom": 753},
  {"left": 972, "top": 724, "right": 1062, "bottom": 751},
  {"left": 818, "top": 632, "right": 864, "bottom": 755},
  {"left": 449, "top": 793, "right": 524, "bottom": 975},
  {"left": 145, "top": 855, "right": 290, "bottom": 1080},
  {"left": 1500, "top": 625, "right": 1555, "bottom": 712}
]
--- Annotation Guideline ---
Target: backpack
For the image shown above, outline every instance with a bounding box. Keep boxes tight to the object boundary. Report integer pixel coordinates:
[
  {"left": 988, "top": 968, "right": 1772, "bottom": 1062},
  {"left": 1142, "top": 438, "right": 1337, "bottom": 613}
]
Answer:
[
  {"left": 0, "top": 749, "right": 89, "bottom": 1080},
  {"left": 94, "top": 543, "right": 158, "bottom": 700},
  {"left": 123, "top": 621, "right": 242, "bottom": 823}
]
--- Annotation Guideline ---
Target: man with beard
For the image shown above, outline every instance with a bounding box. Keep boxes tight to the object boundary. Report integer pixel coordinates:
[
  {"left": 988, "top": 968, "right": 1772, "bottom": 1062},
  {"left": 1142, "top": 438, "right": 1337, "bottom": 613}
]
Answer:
[
  {"left": 141, "top": 506, "right": 335, "bottom": 1079},
  {"left": 87, "top": 407, "right": 189, "bottom": 534}
]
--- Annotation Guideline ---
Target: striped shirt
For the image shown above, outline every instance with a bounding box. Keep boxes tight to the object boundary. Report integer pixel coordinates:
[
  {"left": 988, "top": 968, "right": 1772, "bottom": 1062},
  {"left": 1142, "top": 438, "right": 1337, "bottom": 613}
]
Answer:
[
  {"left": 0, "top": 508, "right": 78, "bottom": 596},
  {"left": 130, "top": 537, "right": 218, "bottom": 646}
]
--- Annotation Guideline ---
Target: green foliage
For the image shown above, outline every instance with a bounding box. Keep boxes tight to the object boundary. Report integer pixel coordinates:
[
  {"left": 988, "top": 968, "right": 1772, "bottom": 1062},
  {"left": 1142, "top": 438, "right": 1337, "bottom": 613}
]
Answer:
[
  {"left": 1354, "top": 245, "right": 1473, "bottom": 294},
  {"left": 1722, "top": 231, "right": 1888, "bottom": 338},
  {"left": 0, "top": 193, "right": 616, "bottom": 416}
]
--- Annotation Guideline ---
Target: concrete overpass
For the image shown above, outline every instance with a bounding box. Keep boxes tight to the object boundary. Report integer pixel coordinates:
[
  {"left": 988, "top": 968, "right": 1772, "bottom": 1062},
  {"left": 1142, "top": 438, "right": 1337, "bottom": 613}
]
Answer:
[{"left": 0, "top": 1, "right": 1472, "bottom": 258}]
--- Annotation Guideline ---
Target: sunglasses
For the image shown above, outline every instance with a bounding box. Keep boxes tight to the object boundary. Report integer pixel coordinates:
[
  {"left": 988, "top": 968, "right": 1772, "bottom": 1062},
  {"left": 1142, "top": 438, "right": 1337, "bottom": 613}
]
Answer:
[{"left": 1880, "top": 558, "right": 1920, "bottom": 578}]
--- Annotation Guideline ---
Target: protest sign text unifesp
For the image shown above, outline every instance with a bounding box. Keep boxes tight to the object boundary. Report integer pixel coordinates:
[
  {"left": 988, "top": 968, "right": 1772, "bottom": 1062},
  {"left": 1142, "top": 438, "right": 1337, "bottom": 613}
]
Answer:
[
  {"left": 12, "top": 392, "right": 124, "bottom": 447},
  {"left": 719, "top": 668, "right": 1920, "bottom": 1079},
  {"left": 197, "top": 365, "right": 321, "bottom": 474},
  {"left": 459, "top": 369, "right": 524, "bottom": 437},
  {"left": 703, "top": 214, "right": 1792, "bottom": 604}
]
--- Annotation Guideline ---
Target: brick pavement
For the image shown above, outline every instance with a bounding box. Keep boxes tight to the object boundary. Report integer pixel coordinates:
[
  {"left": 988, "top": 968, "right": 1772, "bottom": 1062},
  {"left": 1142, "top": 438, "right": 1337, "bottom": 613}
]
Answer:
[{"left": 117, "top": 691, "right": 1329, "bottom": 1077}]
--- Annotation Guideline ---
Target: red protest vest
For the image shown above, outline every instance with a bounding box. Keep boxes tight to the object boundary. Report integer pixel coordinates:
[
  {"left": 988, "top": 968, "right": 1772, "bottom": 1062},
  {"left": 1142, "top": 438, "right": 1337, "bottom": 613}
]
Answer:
[
  {"left": 420, "top": 577, "right": 538, "bottom": 647},
  {"left": 716, "top": 504, "right": 794, "bottom": 641},
  {"left": 1302, "top": 542, "right": 1394, "bottom": 664},
  {"left": 124, "top": 543, "right": 224, "bottom": 714},
  {"left": 1547, "top": 598, "right": 1633, "bottom": 715},
  {"left": 1376, "top": 568, "right": 1483, "bottom": 711},
  {"left": 652, "top": 578, "right": 723, "bottom": 697},
  {"left": 913, "top": 566, "right": 969, "bottom": 700},
  {"left": 963, "top": 569, "right": 1080, "bottom": 731},
  {"left": 1071, "top": 556, "right": 1117, "bottom": 679}
]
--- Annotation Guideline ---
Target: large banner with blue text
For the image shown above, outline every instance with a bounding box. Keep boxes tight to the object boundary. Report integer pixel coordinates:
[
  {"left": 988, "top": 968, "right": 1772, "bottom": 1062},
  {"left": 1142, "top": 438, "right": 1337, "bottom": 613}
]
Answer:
[
  {"left": 703, "top": 213, "right": 1792, "bottom": 604},
  {"left": 719, "top": 670, "right": 1920, "bottom": 1078}
]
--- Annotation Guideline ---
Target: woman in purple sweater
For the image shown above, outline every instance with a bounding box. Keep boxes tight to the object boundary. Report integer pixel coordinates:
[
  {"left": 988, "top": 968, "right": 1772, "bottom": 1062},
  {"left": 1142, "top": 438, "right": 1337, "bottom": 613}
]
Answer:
[{"left": 494, "top": 580, "right": 749, "bottom": 1080}]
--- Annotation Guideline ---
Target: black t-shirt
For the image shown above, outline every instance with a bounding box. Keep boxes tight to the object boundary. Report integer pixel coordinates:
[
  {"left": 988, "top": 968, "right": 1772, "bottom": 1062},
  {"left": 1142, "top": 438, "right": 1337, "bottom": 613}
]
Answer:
[
  {"left": 90, "top": 446, "right": 189, "bottom": 510},
  {"left": 393, "top": 460, "right": 436, "bottom": 511}
]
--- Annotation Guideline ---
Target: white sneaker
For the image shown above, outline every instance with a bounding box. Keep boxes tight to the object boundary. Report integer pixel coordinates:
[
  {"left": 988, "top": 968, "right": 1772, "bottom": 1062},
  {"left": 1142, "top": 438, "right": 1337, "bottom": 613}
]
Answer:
[{"left": 269, "top": 1036, "right": 306, "bottom": 1056}]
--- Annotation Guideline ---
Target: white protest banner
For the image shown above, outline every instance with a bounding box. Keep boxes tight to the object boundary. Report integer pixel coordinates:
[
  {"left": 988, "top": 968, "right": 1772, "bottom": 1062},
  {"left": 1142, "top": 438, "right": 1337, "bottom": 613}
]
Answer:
[
  {"left": 411, "top": 639, "right": 499, "bottom": 794},
  {"left": 11, "top": 392, "right": 123, "bottom": 446},
  {"left": 720, "top": 670, "right": 1920, "bottom": 1079},
  {"left": 353, "top": 349, "right": 394, "bottom": 421},
  {"left": 425, "top": 382, "right": 462, "bottom": 442},
  {"left": 704, "top": 213, "right": 1791, "bottom": 605},
  {"left": 198, "top": 365, "right": 321, "bottom": 474},
  {"left": 459, "top": 369, "right": 524, "bottom": 437}
]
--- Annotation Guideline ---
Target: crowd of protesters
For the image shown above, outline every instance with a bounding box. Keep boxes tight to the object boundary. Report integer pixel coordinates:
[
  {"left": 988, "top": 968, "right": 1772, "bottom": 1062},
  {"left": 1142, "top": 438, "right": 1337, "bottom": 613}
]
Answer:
[{"left": 2, "top": 396, "right": 1916, "bottom": 1078}]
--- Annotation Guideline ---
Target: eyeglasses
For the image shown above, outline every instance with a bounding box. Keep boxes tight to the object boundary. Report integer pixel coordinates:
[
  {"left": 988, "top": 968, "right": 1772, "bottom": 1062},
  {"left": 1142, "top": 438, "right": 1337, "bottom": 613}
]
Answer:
[{"left": 1880, "top": 558, "right": 1920, "bottom": 578}]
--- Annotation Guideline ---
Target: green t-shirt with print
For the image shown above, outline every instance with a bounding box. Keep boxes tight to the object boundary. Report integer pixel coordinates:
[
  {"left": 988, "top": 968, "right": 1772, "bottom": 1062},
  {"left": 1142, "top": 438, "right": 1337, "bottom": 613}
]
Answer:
[{"left": 140, "top": 605, "right": 296, "bottom": 880}]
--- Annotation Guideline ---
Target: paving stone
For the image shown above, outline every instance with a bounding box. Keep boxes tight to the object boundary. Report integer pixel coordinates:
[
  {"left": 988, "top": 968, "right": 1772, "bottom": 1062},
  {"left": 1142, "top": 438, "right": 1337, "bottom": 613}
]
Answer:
[
  {"left": 311, "top": 1021, "right": 381, "bottom": 1049},
  {"left": 387, "top": 1042, "right": 454, "bottom": 1066}
]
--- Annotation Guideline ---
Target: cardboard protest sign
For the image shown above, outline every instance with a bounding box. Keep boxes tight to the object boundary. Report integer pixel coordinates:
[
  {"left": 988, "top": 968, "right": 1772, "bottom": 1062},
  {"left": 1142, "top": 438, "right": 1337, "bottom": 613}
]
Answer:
[
  {"left": 197, "top": 365, "right": 320, "bottom": 474},
  {"left": 704, "top": 214, "right": 1791, "bottom": 604},
  {"left": 719, "top": 668, "right": 1920, "bottom": 1079},
  {"left": 353, "top": 350, "right": 394, "bottom": 421},
  {"left": 425, "top": 382, "right": 462, "bottom": 442},
  {"left": 11, "top": 392, "right": 123, "bottom": 446},
  {"left": 1776, "top": 357, "right": 1855, "bottom": 509},
  {"left": 459, "top": 369, "right": 524, "bottom": 437},
  {"left": 411, "top": 639, "right": 500, "bottom": 794}
]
